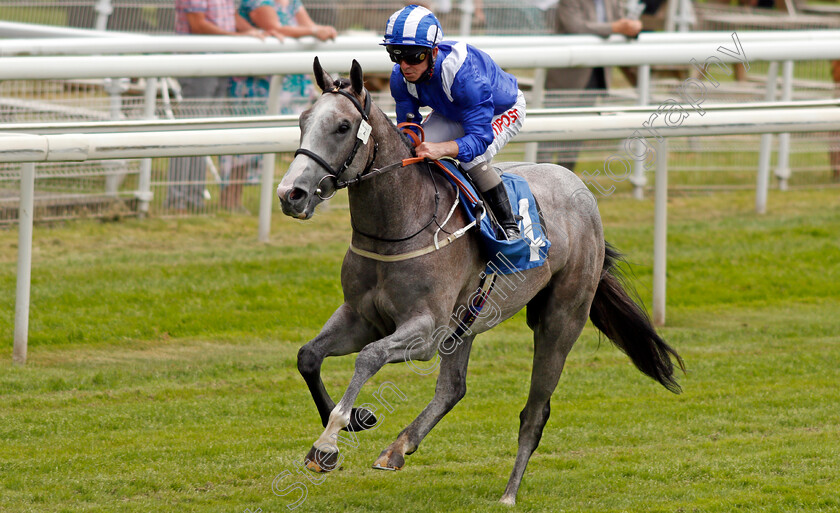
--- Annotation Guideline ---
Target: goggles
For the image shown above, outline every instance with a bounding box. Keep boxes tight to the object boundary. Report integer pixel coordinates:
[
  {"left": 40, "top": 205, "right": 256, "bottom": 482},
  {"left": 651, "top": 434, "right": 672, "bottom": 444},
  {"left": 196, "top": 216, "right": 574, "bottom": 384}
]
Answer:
[{"left": 386, "top": 45, "right": 430, "bottom": 65}]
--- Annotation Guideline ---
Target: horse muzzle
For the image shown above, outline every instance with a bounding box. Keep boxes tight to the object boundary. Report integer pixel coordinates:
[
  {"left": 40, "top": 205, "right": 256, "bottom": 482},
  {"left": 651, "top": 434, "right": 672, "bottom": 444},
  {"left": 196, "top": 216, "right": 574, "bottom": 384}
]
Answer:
[{"left": 277, "top": 183, "right": 313, "bottom": 220}]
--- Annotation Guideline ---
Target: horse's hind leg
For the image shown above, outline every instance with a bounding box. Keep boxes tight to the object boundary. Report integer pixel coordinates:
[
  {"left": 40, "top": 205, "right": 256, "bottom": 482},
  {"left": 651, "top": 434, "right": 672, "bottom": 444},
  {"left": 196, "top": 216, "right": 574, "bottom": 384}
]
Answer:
[
  {"left": 298, "top": 303, "right": 380, "bottom": 432},
  {"left": 373, "top": 334, "right": 476, "bottom": 470},
  {"left": 499, "top": 285, "right": 593, "bottom": 506}
]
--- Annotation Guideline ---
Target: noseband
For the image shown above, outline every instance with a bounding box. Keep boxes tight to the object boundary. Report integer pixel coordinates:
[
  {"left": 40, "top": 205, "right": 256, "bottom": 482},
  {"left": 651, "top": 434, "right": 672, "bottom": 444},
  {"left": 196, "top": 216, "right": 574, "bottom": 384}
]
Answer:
[{"left": 294, "top": 84, "right": 378, "bottom": 199}]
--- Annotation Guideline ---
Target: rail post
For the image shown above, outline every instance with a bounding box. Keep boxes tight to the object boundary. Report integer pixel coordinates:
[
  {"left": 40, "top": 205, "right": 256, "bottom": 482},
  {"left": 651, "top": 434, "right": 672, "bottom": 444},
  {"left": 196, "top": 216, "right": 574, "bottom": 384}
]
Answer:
[
  {"left": 259, "top": 75, "right": 283, "bottom": 243},
  {"left": 136, "top": 77, "right": 158, "bottom": 216},
  {"left": 756, "top": 61, "right": 779, "bottom": 214},
  {"left": 775, "top": 60, "right": 795, "bottom": 191},
  {"left": 631, "top": 64, "right": 651, "bottom": 199},
  {"left": 14, "top": 163, "right": 36, "bottom": 365},
  {"left": 653, "top": 139, "right": 668, "bottom": 326}
]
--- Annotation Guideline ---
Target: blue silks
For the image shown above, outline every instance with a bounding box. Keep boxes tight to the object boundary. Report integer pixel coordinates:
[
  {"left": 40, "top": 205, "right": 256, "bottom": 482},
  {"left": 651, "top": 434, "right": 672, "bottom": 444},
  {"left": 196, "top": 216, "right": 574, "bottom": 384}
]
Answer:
[{"left": 437, "top": 159, "right": 551, "bottom": 275}]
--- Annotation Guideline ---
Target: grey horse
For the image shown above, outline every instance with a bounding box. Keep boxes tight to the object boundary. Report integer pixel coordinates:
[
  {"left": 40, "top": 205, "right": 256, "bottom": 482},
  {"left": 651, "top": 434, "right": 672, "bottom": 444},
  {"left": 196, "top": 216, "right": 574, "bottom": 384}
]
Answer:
[{"left": 276, "top": 58, "right": 684, "bottom": 505}]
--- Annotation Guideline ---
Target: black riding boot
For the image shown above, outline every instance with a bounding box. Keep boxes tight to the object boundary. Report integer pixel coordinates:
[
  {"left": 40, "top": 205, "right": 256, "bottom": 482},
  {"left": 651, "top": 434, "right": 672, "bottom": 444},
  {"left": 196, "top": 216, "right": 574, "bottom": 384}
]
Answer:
[{"left": 483, "top": 182, "right": 521, "bottom": 241}]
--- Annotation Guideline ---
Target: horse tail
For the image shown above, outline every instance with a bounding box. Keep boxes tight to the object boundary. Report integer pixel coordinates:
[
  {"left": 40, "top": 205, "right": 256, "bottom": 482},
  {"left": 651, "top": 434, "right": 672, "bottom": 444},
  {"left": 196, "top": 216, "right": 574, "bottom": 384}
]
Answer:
[{"left": 588, "top": 242, "right": 686, "bottom": 394}]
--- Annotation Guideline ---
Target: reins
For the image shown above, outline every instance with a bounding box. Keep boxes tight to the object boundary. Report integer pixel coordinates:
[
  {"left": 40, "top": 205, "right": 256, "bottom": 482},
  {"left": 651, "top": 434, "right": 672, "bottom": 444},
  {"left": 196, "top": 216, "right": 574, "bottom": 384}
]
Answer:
[{"left": 351, "top": 162, "right": 443, "bottom": 243}]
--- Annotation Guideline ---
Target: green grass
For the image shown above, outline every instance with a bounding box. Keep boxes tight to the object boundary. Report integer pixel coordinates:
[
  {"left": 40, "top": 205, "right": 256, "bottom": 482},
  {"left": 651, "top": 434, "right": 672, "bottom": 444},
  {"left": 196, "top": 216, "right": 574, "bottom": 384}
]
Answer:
[{"left": 1, "top": 188, "right": 839, "bottom": 512}]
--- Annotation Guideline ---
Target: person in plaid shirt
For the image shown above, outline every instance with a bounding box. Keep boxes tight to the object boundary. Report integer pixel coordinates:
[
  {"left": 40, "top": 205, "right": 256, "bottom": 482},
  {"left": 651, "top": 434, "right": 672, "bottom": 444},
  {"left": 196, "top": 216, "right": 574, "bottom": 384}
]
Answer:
[{"left": 166, "top": 0, "right": 265, "bottom": 211}]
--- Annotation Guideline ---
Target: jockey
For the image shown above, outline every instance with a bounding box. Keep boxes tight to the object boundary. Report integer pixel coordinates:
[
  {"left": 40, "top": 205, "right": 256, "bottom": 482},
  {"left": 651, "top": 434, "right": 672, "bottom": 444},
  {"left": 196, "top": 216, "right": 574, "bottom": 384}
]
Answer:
[{"left": 382, "top": 4, "right": 525, "bottom": 240}]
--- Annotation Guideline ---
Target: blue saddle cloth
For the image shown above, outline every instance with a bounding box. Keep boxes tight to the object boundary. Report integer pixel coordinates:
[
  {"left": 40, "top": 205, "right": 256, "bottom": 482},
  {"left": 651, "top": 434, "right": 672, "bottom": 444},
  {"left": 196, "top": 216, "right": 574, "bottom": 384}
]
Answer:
[{"left": 436, "top": 159, "right": 551, "bottom": 275}]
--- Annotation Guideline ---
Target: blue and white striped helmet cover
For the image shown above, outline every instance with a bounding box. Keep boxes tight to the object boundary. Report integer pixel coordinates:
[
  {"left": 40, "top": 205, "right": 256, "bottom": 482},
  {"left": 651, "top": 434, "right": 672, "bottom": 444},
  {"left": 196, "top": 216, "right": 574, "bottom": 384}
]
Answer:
[{"left": 382, "top": 5, "right": 443, "bottom": 48}]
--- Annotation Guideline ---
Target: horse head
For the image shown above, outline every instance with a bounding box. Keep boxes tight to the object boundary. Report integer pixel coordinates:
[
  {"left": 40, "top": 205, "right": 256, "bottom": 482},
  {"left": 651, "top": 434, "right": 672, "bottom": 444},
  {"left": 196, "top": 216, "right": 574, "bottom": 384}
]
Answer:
[{"left": 277, "top": 57, "right": 372, "bottom": 219}]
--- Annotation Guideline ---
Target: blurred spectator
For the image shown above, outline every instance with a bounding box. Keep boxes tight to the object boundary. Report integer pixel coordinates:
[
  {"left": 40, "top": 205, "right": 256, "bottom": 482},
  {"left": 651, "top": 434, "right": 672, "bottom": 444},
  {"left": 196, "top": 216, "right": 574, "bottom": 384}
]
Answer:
[
  {"left": 166, "top": 0, "right": 264, "bottom": 211},
  {"left": 219, "top": 0, "right": 337, "bottom": 211},
  {"left": 539, "top": 0, "right": 641, "bottom": 171}
]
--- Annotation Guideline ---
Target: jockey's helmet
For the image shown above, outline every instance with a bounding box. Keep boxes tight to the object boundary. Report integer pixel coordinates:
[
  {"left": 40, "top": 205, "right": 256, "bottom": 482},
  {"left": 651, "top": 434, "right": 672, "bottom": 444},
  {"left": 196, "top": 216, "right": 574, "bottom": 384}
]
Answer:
[{"left": 382, "top": 5, "right": 443, "bottom": 49}]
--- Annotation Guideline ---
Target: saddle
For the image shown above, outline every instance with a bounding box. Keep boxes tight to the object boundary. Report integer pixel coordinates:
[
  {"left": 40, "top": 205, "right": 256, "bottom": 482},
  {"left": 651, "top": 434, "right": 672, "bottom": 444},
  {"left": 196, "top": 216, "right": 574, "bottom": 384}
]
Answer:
[
  {"left": 396, "top": 123, "right": 550, "bottom": 274},
  {"left": 431, "top": 158, "right": 551, "bottom": 275}
]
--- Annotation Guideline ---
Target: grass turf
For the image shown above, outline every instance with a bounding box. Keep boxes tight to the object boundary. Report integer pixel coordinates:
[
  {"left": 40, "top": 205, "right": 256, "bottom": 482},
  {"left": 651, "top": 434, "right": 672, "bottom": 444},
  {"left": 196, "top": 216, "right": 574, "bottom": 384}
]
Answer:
[{"left": 1, "top": 187, "right": 838, "bottom": 512}]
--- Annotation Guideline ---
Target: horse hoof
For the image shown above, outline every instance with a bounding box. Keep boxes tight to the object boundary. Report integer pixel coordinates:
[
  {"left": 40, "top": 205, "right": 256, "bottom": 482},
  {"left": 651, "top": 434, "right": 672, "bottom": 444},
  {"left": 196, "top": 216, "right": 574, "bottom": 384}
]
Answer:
[
  {"left": 304, "top": 445, "right": 339, "bottom": 472},
  {"left": 372, "top": 451, "right": 404, "bottom": 471},
  {"left": 345, "top": 407, "right": 378, "bottom": 432},
  {"left": 499, "top": 495, "right": 516, "bottom": 506}
]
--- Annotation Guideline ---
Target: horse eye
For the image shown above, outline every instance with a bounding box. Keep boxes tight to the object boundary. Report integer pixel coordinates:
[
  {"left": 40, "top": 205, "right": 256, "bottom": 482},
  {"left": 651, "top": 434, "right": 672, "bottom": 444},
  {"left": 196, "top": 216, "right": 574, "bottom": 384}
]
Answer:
[{"left": 337, "top": 121, "right": 351, "bottom": 134}]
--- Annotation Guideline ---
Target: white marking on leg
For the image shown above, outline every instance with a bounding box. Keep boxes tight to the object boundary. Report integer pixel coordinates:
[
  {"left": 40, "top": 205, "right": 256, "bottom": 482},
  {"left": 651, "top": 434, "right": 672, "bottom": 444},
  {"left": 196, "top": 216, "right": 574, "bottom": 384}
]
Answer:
[{"left": 313, "top": 406, "right": 349, "bottom": 453}]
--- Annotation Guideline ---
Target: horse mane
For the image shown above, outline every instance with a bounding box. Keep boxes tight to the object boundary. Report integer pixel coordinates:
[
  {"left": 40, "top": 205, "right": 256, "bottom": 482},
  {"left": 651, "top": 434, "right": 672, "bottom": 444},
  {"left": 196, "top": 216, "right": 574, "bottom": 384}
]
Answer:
[
  {"left": 385, "top": 115, "right": 419, "bottom": 153},
  {"left": 327, "top": 76, "right": 417, "bottom": 154}
]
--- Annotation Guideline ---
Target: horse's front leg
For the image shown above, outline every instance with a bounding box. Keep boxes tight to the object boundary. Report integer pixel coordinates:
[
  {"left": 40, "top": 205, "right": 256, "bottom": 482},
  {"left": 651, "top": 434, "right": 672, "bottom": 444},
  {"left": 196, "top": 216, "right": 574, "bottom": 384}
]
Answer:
[
  {"left": 374, "top": 334, "right": 475, "bottom": 470},
  {"left": 298, "top": 303, "right": 380, "bottom": 431},
  {"left": 304, "top": 315, "right": 437, "bottom": 472}
]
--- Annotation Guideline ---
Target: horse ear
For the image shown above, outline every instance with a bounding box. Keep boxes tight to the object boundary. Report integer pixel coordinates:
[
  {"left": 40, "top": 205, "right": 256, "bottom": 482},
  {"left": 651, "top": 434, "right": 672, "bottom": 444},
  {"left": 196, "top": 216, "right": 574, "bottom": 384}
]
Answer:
[
  {"left": 350, "top": 59, "right": 364, "bottom": 96},
  {"left": 312, "top": 56, "right": 332, "bottom": 92}
]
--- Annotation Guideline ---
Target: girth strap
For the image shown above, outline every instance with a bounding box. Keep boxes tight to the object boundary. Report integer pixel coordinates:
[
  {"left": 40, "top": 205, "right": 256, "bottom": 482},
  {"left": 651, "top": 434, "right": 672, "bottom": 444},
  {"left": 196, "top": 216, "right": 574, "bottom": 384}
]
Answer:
[{"left": 348, "top": 216, "right": 477, "bottom": 262}]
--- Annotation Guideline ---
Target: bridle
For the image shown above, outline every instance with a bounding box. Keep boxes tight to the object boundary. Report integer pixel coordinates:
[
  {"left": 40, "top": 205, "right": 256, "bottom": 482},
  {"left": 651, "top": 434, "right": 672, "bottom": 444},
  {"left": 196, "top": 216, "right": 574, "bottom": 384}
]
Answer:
[
  {"left": 292, "top": 82, "right": 473, "bottom": 247},
  {"left": 293, "top": 83, "right": 379, "bottom": 200}
]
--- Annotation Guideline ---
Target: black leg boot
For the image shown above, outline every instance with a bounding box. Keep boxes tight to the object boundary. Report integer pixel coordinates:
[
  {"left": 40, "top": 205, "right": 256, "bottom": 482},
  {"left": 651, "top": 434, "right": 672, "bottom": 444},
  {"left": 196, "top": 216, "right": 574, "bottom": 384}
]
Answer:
[{"left": 483, "top": 182, "right": 521, "bottom": 241}]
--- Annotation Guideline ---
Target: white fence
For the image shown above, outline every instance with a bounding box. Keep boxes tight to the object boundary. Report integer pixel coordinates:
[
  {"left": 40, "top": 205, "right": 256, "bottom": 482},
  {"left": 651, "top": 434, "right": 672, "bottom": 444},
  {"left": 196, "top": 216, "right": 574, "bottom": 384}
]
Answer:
[
  {"left": 3, "top": 29, "right": 839, "bottom": 210},
  {"left": 3, "top": 37, "right": 840, "bottom": 78},
  {"left": 2, "top": 27, "right": 840, "bottom": 57},
  {"left": 6, "top": 101, "right": 840, "bottom": 364},
  {"left": 2, "top": 29, "right": 838, "bottom": 212},
  {"left": 5, "top": 28, "right": 840, "bottom": 362}
]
